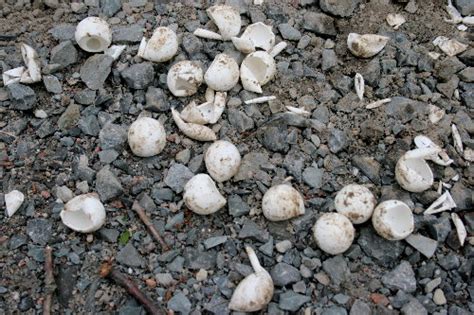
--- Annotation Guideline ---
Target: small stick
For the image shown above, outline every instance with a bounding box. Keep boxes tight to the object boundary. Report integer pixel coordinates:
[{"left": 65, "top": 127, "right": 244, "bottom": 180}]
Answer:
[
  {"left": 132, "top": 201, "right": 169, "bottom": 252},
  {"left": 43, "top": 246, "right": 55, "bottom": 315},
  {"left": 100, "top": 262, "right": 165, "bottom": 315}
]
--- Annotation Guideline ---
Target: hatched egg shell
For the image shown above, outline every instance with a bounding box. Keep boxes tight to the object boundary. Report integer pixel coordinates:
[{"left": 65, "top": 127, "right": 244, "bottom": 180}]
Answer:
[
  {"left": 5, "top": 190, "right": 25, "bottom": 217},
  {"left": 60, "top": 193, "right": 106, "bottom": 233},
  {"left": 75, "top": 17, "right": 112, "bottom": 52},
  {"left": 262, "top": 184, "right": 305, "bottom": 221},
  {"left": 240, "top": 51, "right": 276, "bottom": 93},
  {"left": 395, "top": 149, "right": 434, "bottom": 192},
  {"left": 138, "top": 27, "right": 178, "bottom": 62},
  {"left": 167, "top": 61, "right": 203, "bottom": 97},
  {"left": 240, "top": 22, "right": 275, "bottom": 51},
  {"left": 372, "top": 200, "right": 414, "bottom": 241},
  {"left": 204, "top": 53, "right": 240, "bottom": 91},
  {"left": 171, "top": 108, "right": 217, "bottom": 141},
  {"left": 335, "top": 184, "right": 376, "bottom": 224},
  {"left": 183, "top": 174, "right": 226, "bottom": 215},
  {"left": 207, "top": 5, "right": 241, "bottom": 40},
  {"left": 128, "top": 117, "right": 166, "bottom": 157},
  {"left": 313, "top": 213, "right": 355, "bottom": 255},
  {"left": 231, "top": 36, "right": 256, "bottom": 54},
  {"left": 20, "top": 43, "right": 41, "bottom": 83},
  {"left": 205, "top": 140, "right": 241, "bottom": 182},
  {"left": 347, "top": 33, "right": 389, "bottom": 58}
]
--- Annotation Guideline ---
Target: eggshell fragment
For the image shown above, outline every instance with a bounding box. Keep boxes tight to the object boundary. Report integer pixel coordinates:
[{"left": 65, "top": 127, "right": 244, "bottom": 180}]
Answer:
[
  {"left": 60, "top": 193, "right": 106, "bottom": 233},
  {"left": 5, "top": 190, "right": 25, "bottom": 217},
  {"left": 167, "top": 61, "right": 203, "bottom": 97},
  {"left": 171, "top": 108, "right": 217, "bottom": 141},
  {"left": 20, "top": 43, "right": 42, "bottom": 83},
  {"left": 372, "top": 200, "right": 414, "bottom": 241},
  {"left": 205, "top": 140, "right": 241, "bottom": 182},
  {"left": 183, "top": 174, "right": 226, "bottom": 215},
  {"left": 204, "top": 54, "right": 240, "bottom": 91},
  {"left": 395, "top": 148, "right": 437, "bottom": 192},
  {"left": 240, "top": 22, "right": 275, "bottom": 51},
  {"left": 75, "top": 17, "right": 112, "bottom": 52},
  {"left": 207, "top": 5, "right": 241, "bottom": 40},
  {"left": 313, "top": 213, "right": 355, "bottom": 255},
  {"left": 335, "top": 184, "right": 376, "bottom": 224},
  {"left": 128, "top": 117, "right": 166, "bottom": 157},
  {"left": 138, "top": 27, "right": 178, "bottom": 62},
  {"left": 347, "top": 33, "right": 389, "bottom": 58},
  {"left": 240, "top": 51, "right": 276, "bottom": 93},
  {"left": 262, "top": 184, "right": 305, "bottom": 221}
]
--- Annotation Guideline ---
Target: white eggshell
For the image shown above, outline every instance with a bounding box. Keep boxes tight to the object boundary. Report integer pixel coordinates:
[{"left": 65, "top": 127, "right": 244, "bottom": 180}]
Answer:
[
  {"left": 128, "top": 117, "right": 166, "bottom": 157},
  {"left": 207, "top": 5, "right": 241, "bottom": 41},
  {"left": 347, "top": 33, "right": 389, "bottom": 58},
  {"left": 372, "top": 200, "right": 414, "bottom": 241},
  {"left": 183, "top": 174, "right": 226, "bottom": 215},
  {"left": 60, "top": 193, "right": 106, "bottom": 233},
  {"left": 231, "top": 36, "right": 255, "bottom": 54},
  {"left": 241, "top": 51, "right": 276, "bottom": 93},
  {"left": 138, "top": 27, "right": 178, "bottom": 62},
  {"left": 75, "top": 17, "right": 112, "bottom": 52},
  {"left": 20, "top": 43, "right": 41, "bottom": 83},
  {"left": 167, "top": 61, "right": 203, "bottom": 97},
  {"left": 5, "top": 190, "right": 25, "bottom": 217},
  {"left": 205, "top": 140, "right": 241, "bottom": 182},
  {"left": 240, "top": 22, "right": 275, "bottom": 51},
  {"left": 262, "top": 184, "right": 305, "bottom": 221},
  {"left": 313, "top": 213, "right": 355, "bottom": 255},
  {"left": 204, "top": 54, "right": 240, "bottom": 91},
  {"left": 171, "top": 108, "right": 217, "bottom": 141},
  {"left": 335, "top": 184, "right": 376, "bottom": 224},
  {"left": 395, "top": 151, "right": 434, "bottom": 192}
]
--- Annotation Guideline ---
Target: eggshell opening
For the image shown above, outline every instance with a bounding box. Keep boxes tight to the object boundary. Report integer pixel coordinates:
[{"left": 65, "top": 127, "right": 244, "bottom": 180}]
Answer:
[
  {"left": 240, "top": 51, "right": 275, "bottom": 93},
  {"left": 372, "top": 200, "right": 414, "bottom": 241},
  {"left": 241, "top": 22, "right": 275, "bottom": 51},
  {"left": 167, "top": 61, "right": 203, "bottom": 97},
  {"left": 138, "top": 27, "right": 178, "bottom": 62},
  {"left": 75, "top": 17, "right": 112, "bottom": 52},
  {"left": 395, "top": 154, "right": 434, "bottom": 192},
  {"left": 60, "top": 194, "right": 106, "bottom": 233},
  {"left": 207, "top": 5, "right": 241, "bottom": 40}
]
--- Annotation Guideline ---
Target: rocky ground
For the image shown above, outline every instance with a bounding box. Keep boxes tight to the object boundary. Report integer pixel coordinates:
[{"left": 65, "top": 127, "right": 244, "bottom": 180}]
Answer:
[{"left": 0, "top": 0, "right": 473, "bottom": 314}]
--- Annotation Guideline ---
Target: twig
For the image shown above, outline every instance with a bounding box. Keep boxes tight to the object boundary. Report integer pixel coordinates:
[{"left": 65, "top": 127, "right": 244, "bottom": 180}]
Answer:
[
  {"left": 132, "top": 201, "right": 169, "bottom": 252},
  {"left": 43, "top": 246, "right": 55, "bottom": 315},
  {"left": 100, "top": 262, "right": 165, "bottom": 315}
]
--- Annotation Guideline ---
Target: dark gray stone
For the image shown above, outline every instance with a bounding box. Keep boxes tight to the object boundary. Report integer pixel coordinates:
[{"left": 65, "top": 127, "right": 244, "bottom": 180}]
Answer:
[
  {"left": 323, "top": 306, "right": 348, "bottom": 315},
  {"left": 184, "top": 248, "right": 217, "bottom": 270},
  {"left": 322, "top": 49, "right": 338, "bottom": 71},
  {"left": 435, "top": 57, "right": 465, "bottom": 81},
  {"left": 228, "top": 194, "right": 250, "bottom": 217},
  {"left": 99, "top": 123, "right": 127, "bottom": 150},
  {"left": 58, "top": 103, "right": 80, "bottom": 131},
  {"left": 18, "top": 296, "right": 33, "bottom": 311},
  {"left": 80, "top": 55, "right": 114, "bottom": 90},
  {"left": 454, "top": 0, "right": 474, "bottom": 15},
  {"left": 182, "top": 33, "right": 203, "bottom": 55},
  {"left": 459, "top": 67, "right": 474, "bottom": 82},
  {"left": 381, "top": 261, "right": 416, "bottom": 293},
  {"left": 450, "top": 182, "right": 472, "bottom": 210},
  {"left": 438, "top": 254, "right": 460, "bottom": 270},
  {"left": 57, "top": 265, "right": 79, "bottom": 306},
  {"left": 362, "top": 59, "right": 381, "bottom": 87},
  {"left": 352, "top": 156, "right": 381, "bottom": 184},
  {"left": 50, "top": 41, "right": 77, "bottom": 68},
  {"left": 167, "top": 292, "right": 191, "bottom": 315},
  {"left": 322, "top": 256, "right": 350, "bottom": 286},
  {"left": 303, "top": 12, "right": 336, "bottom": 36},
  {"left": 112, "top": 24, "right": 143, "bottom": 43},
  {"left": 405, "top": 234, "right": 437, "bottom": 258},
  {"left": 203, "top": 236, "right": 228, "bottom": 249},
  {"left": 270, "top": 263, "right": 301, "bottom": 286},
  {"left": 401, "top": 298, "right": 427, "bottom": 315},
  {"left": 7, "top": 83, "right": 37, "bottom": 110},
  {"left": 320, "top": 0, "right": 359, "bottom": 17},
  {"left": 459, "top": 48, "right": 474, "bottom": 66},
  {"left": 49, "top": 24, "right": 75, "bottom": 41},
  {"left": 329, "top": 128, "right": 348, "bottom": 153},
  {"left": 98, "top": 228, "right": 120, "bottom": 242},
  {"left": 350, "top": 299, "right": 372, "bottom": 315},
  {"left": 121, "top": 63, "right": 155, "bottom": 89},
  {"left": 43, "top": 75, "right": 62, "bottom": 94},
  {"left": 117, "top": 243, "right": 145, "bottom": 267},
  {"left": 238, "top": 219, "right": 270, "bottom": 242},
  {"left": 302, "top": 167, "right": 324, "bottom": 188},
  {"left": 96, "top": 166, "right": 123, "bottom": 201},
  {"left": 228, "top": 109, "right": 255, "bottom": 132},
  {"left": 74, "top": 89, "right": 96, "bottom": 105},
  {"left": 164, "top": 163, "right": 194, "bottom": 193},
  {"left": 278, "top": 23, "right": 302, "bottom": 41},
  {"left": 357, "top": 227, "right": 405, "bottom": 267},
  {"left": 145, "top": 87, "right": 169, "bottom": 112},
  {"left": 283, "top": 149, "right": 306, "bottom": 180},
  {"left": 261, "top": 125, "right": 289, "bottom": 152},
  {"left": 101, "top": 0, "right": 122, "bottom": 17},
  {"left": 79, "top": 115, "right": 100, "bottom": 136},
  {"left": 279, "top": 291, "right": 311, "bottom": 312},
  {"left": 27, "top": 219, "right": 52, "bottom": 245}
]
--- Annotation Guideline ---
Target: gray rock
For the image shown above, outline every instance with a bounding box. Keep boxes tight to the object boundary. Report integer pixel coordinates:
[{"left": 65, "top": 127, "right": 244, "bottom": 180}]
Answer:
[
  {"left": 56, "top": 265, "right": 79, "bottom": 305},
  {"left": 99, "top": 123, "right": 127, "bottom": 150},
  {"left": 98, "top": 228, "right": 120, "bottom": 242},
  {"left": 168, "top": 293, "right": 191, "bottom": 315},
  {"left": 27, "top": 219, "right": 52, "bottom": 245},
  {"left": 145, "top": 87, "right": 169, "bottom": 112},
  {"left": 435, "top": 57, "right": 465, "bottom": 81},
  {"left": 80, "top": 55, "right": 114, "bottom": 90},
  {"left": 278, "top": 23, "right": 302, "bottom": 41},
  {"left": 121, "top": 63, "right": 155, "bottom": 89},
  {"left": 362, "top": 59, "right": 381, "bottom": 87},
  {"left": 238, "top": 219, "right": 269, "bottom": 242},
  {"left": 401, "top": 298, "right": 427, "bottom": 315},
  {"left": 96, "top": 166, "right": 123, "bottom": 201},
  {"left": 182, "top": 33, "right": 203, "bottom": 54},
  {"left": 426, "top": 216, "right": 451, "bottom": 242},
  {"left": 357, "top": 227, "right": 404, "bottom": 266},
  {"left": 438, "top": 254, "right": 460, "bottom": 270},
  {"left": 259, "top": 237, "right": 274, "bottom": 256},
  {"left": 112, "top": 24, "right": 143, "bottom": 43},
  {"left": 323, "top": 306, "right": 348, "bottom": 315},
  {"left": 381, "top": 261, "right": 416, "bottom": 293},
  {"left": 333, "top": 294, "right": 350, "bottom": 305},
  {"left": 283, "top": 149, "right": 306, "bottom": 180},
  {"left": 405, "top": 234, "right": 437, "bottom": 258},
  {"left": 322, "top": 256, "right": 350, "bottom": 286},
  {"left": 329, "top": 128, "right": 348, "bottom": 153},
  {"left": 50, "top": 41, "right": 77, "bottom": 68},
  {"left": 459, "top": 67, "right": 474, "bottom": 82},
  {"left": 350, "top": 299, "right": 372, "bottom": 315},
  {"left": 49, "top": 24, "right": 75, "bottom": 41},
  {"left": 437, "top": 75, "right": 459, "bottom": 98},
  {"left": 18, "top": 296, "right": 33, "bottom": 311},
  {"left": 58, "top": 104, "right": 81, "bottom": 131},
  {"left": 151, "top": 187, "right": 174, "bottom": 202},
  {"left": 459, "top": 48, "right": 474, "bottom": 66},
  {"left": 9, "top": 235, "right": 28, "bottom": 250},
  {"left": 43, "top": 75, "right": 62, "bottom": 94},
  {"left": 7, "top": 83, "right": 36, "bottom": 110},
  {"left": 448, "top": 305, "right": 471, "bottom": 315},
  {"left": 184, "top": 248, "right": 217, "bottom": 270},
  {"left": 118, "top": 306, "right": 145, "bottom": 315},
  {"left": 302, "top": 167, "right": 324, "bottom": 188},
  {"left": 261, "top": 125, "right": 289, "bottom": 152},
  {"left": 203, "top": 236, "right": 228, "bottom": 249},
  {"left": 320, "top": 0, "right": 359, "bottom": 17},
  {"left": 352, "top": 156, "right": 381, "bottom": 184},
  {"left": 234, "top": 151, "right": 269, "bottom": 181},
  {"left": 117, "top": 243, "right": 145, "bottom": 267},
  {"left": 279, "top": 291, "right": 311, "bottom": 312},
  {"left": 384, "top": 96, "right": 428, "bottom": 123},
  {"left": 74, "top": 89, "right": 96, "bottom": 105},
  {"left": 322, "top": 49, "right": 338, "bottom": 71},
  {"left": 270, "top": 263, "right": 301, "bottom": 286},
  {"left": 228, "top": 109, "right": 254, "bottom": 132},
  {"left": 101, "top": 0, "right": 122, "bottom": 17},
  {"left": 303, "top": 12, "right": 336, "bottom": 36},
  {"left": 454, "top": 0, "right": 474, "bottom": 15},
  {"left": 79, "top": 115, "right": 101, "bottom": 136},
  {"left": 450, "top": 182, "right": 472, "bottom": 210},
  {"left": 164, "top": 163, "right": 194, "bottom": 193},
  {"left": 167, "top": 256, "right": 185, "bottom": 272},
  {"left": 165, "top": 213, "right": 184, "bottom": 230}
]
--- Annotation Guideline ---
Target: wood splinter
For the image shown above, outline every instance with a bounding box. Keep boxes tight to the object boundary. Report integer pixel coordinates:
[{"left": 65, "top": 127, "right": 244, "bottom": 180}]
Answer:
[
  {"left": 132, "top": 201, "right": 170, "bottom": 252},
  {"left": 43, "top": 246, "right": 56, "bottom": 315},
  {"left": 100, "top": 262, "right": 165, "bottom": 315}
]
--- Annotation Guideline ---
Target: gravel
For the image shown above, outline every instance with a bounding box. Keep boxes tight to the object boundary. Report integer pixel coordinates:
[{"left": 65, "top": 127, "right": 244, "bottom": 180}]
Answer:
[{"left": 381, "top": 261, "right": 417, "bottom": 293}]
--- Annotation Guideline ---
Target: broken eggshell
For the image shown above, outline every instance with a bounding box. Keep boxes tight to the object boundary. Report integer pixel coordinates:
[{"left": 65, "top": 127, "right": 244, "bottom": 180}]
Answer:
[
  {"left": 171, "top": 108, "right": 217, "bottom": 141},
  {"left": 75, "top": 17, "right": 112, "bottom": 52},
  {"left": 20, "top": 43, "right": 41, "bottom": 83},
  {"left": 395, "top": 148, "right": 438, "bottom": 192},
  {"left": 181, "top": 91, "right": 226, "bottom": 125},
  {"left": 204, "top": 53, "right": 240, "bottom": 91},
  {"left": 386, "top": 13, "right": 406, "bottom": 29},
  {"left": 138, "top": 27, "right": 178, "bottom": 62},
  {"left": 240, "top": 51, "right": 276, "bottom": 93},
  {"left": 240, "top": 22, "right": 275, "bottom": 51},
  {"left": 2, "top": 67, "right": 25, "bottom": 86},
  {"left": 167, "top": 61, "right": 204, "bottom": 97},
  {"left": 231, "top": 37, "right": 256, "bottom": 54},
  {"left": 206, "top": 5, "right": 241, "bottom": 40},
  {"left": 60, "top": 193, "right": 106, "bottom": 233},
  {"left": 205, "top": 140, "right": 241, "bottom": 182},
  {"left": 313, "top": 213, "right": 355, "bottom": 255},
  {"left": 335, "top": 184, "right": 376, "bottom": 224},
  {"left": 372, "top": 200, "right": 414, "bottom": 241},
  {"left": 183, "top": 174, "right": 226, "bottom": 215},
  {"left": 228, "top": 245, "right": 274, "bottom": 312},
  {"left": 5, "top": 190, "right": 25, "bottom": 217},
  {"left": 128, "top": 117, "right": 166, "bottom": 157},
  {"left": 347, "top": 33, "right": 390, "bottom": 58},
  {"left": 262, "top": 184, "right": 305, "bottom": 221}
]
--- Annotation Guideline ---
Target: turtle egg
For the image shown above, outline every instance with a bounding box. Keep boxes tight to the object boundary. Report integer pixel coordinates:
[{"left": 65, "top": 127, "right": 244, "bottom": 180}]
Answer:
[
  {"left": 335, "top": 184, "right": 376, "bottom": 224},
  {"left": 60, "top": 193, "right": 106, "bottom": 233},
  {"left": 372, "top": 200, "right": 414, "bottom": 241},
  {"left": 262, "top": 184, "right": 305, "bottom": 221},
  {"left": 128, "top": 117, "right": 166, "bottom": 157},
  {"left": 183, "top": 174, "right": 226, "bottom": 215},
  {"left": 313, "top": 213, "right": 355, "bottom": 255},
  {"left": 75, "top": 17, "right": 112, "bottom": 52},
  {"left": 395, "top": 148, "right": 437, "bottom": 192},
  {"left": 204, "top": 54, "right": 240, "bottom": 91},
  {"left": 205, "top": 140, "right": 241, "bottom": 182}
]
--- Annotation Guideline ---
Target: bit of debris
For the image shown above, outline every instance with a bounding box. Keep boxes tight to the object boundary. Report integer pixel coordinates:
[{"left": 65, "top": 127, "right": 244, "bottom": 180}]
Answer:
[
  {"left": 366, "top": 98, "right": 392, "bottom": 109},
  {"left": 245, "top": 95, "right": 276, "bottom": 104},
  {"left": 424, "top": 191, "right": 457, "bottom": 215},
  {"left": 451, "top": 213, "right": 466, "bottom": 246},
  {"left": 386, "top": 13, "right": 406, "bottom": 29}
]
